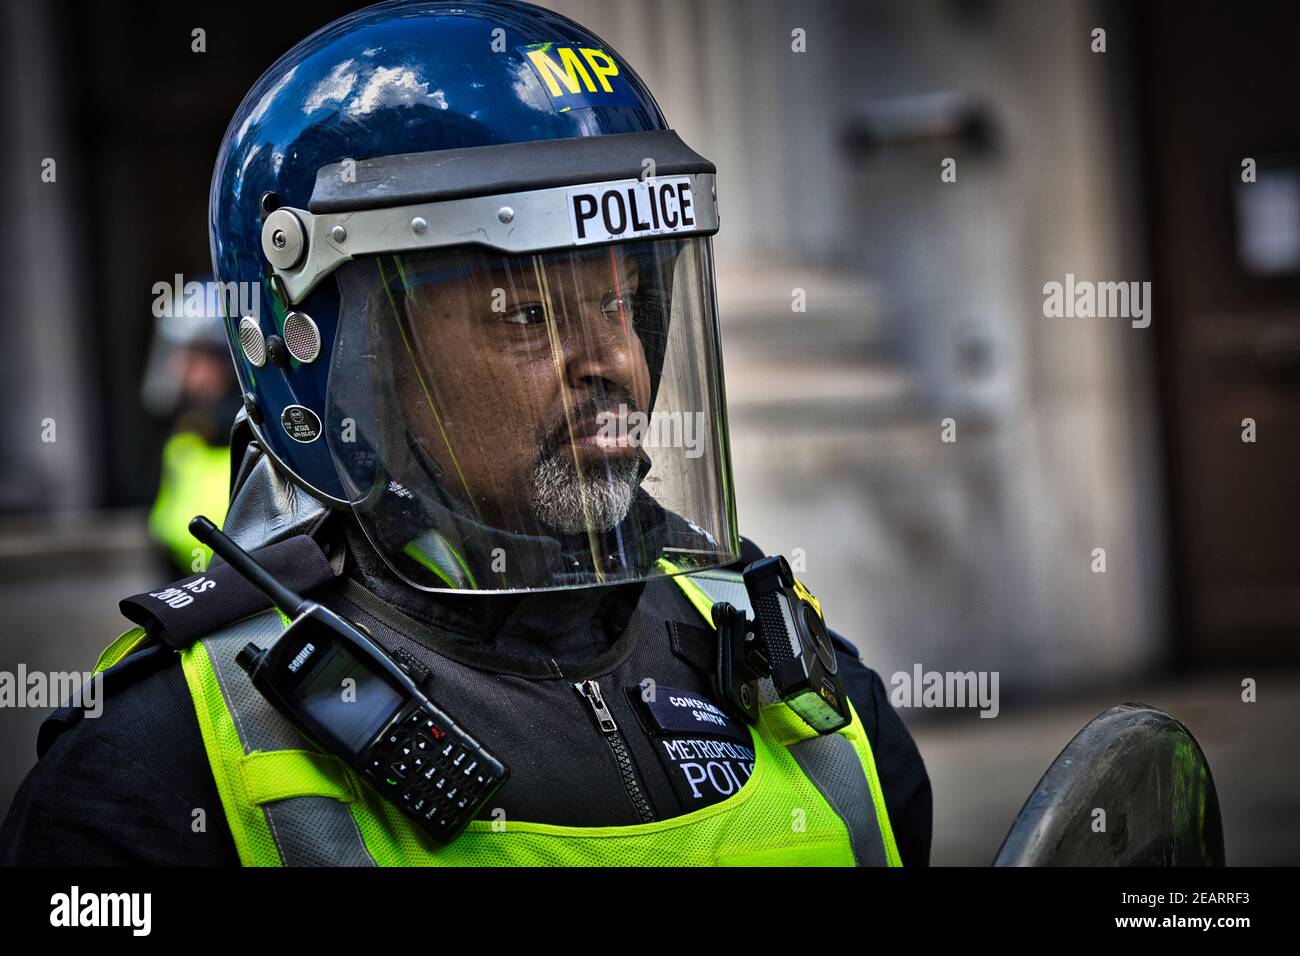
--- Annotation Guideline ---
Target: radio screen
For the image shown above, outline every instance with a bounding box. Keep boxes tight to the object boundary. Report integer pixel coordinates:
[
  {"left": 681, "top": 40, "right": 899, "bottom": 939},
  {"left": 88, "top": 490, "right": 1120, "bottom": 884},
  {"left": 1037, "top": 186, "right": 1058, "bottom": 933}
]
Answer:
[{"left": 293, "top": 643, "right": 403, "bottom": 755}]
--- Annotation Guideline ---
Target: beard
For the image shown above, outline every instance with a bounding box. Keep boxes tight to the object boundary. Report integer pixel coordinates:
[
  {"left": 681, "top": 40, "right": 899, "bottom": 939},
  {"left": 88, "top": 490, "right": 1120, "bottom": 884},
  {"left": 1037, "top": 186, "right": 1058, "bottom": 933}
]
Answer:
[
  {"left": 527, "top": 390, "right": 645, "bottom": 535},
  {"left": 528, "top": 448, "right": 642, "bottom": 535}
]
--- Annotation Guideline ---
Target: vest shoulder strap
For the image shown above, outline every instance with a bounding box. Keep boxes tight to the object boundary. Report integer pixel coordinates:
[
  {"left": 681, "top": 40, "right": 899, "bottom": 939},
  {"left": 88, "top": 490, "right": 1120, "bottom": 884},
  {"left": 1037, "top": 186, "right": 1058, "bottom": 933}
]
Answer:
[{"left": 182, "top": 608, "right": 377, "bottom": 866}]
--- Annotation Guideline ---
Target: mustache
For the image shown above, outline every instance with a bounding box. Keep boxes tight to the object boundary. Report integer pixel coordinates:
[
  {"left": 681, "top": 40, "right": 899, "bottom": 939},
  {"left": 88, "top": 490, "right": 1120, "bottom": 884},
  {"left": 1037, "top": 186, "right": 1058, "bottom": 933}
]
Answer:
[{"left": 537, "top": 389, "right": 645, "bottom": 457}]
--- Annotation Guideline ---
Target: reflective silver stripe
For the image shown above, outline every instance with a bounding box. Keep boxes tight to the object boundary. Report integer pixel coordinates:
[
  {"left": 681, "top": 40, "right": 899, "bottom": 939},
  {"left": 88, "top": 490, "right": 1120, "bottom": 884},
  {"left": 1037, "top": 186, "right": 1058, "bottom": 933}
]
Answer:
[
  {"left": 684, "top": 567, "right": 753, "bottom": 615},
  {"left": 199, "top": 610, "right": 376, "bottom": 867},
  {"left": 266, "top": 172, "right": 719, "bottom": 305},
  {"left": 678, "top": 568, "right": 888, "bottom": 867},
  {"left": 787, "top": 733, "right": 887, "bottom": 867}
]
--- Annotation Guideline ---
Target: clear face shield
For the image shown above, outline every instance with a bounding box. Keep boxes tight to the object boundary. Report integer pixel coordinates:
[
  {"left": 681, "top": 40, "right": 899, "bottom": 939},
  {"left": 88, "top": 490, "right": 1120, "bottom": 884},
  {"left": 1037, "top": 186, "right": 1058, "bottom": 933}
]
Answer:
[{"left": 324, "top": 236, "right": 738, "bottom": 592}]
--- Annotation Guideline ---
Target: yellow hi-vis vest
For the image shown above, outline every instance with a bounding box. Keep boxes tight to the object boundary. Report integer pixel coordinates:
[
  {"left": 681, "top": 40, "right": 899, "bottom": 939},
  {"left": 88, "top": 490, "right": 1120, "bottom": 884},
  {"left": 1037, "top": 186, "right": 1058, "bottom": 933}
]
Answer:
[{"left": 96, "top": 566, "right": 901, "bottom": 866}]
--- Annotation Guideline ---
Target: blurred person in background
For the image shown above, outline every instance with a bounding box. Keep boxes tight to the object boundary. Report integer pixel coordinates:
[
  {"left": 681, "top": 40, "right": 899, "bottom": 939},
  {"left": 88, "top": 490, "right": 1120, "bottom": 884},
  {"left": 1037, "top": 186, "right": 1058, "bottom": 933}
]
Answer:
[{"left": 139, "top": 278, "right": 240, "bottom": 574}]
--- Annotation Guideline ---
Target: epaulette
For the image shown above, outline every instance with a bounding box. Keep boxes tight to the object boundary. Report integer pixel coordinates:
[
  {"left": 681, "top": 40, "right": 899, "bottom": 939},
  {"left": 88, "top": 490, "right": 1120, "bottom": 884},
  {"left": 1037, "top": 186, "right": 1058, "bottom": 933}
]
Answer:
[{"left": 118, "top": 534, "right": 336, "bottom": 650}]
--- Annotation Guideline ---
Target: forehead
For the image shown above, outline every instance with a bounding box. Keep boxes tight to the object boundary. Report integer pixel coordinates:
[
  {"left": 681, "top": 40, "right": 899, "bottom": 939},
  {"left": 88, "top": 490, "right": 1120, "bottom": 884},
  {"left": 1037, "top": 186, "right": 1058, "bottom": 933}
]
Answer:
[{"left": 400, "top": 245, "right": 640, "bottom": 293}]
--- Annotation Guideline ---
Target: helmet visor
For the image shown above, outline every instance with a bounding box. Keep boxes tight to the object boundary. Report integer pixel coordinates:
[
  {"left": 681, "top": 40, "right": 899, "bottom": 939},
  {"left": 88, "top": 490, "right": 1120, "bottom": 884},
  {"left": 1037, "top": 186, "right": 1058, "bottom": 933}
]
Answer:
[{"left": 324, "top": 237, "right": 738, "bottom": 592}]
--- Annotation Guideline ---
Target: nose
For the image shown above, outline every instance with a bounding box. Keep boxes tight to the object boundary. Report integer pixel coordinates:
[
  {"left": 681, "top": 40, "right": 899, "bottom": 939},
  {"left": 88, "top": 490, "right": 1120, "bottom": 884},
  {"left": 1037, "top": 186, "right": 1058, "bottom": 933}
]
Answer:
[{"left": 561, "top": 303, "right": 645, "bottom": 401}]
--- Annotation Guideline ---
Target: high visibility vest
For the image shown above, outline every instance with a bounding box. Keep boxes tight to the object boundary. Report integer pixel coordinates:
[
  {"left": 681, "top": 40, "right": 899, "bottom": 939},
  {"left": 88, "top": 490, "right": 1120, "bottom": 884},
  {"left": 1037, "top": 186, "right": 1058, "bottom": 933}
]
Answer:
[
  {"left": 147, "top": 431, "right": 230, "bottom": 572},
  {"left": 95, "top": 566, "right": 901, "bottom": 866}
]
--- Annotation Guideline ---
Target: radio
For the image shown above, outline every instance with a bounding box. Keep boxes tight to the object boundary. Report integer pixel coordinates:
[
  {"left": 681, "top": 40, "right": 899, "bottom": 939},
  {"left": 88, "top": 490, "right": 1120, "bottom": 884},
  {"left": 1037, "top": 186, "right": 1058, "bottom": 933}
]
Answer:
[{"left": 188, "top": 516, "right": 508, "bottom": 845}]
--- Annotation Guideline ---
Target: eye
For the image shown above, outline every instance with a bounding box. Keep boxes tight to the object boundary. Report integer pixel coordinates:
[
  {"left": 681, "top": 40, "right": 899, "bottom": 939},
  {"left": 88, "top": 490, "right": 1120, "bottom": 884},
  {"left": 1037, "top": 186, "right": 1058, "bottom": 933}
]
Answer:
[
  {"left": 502, "top": 303, "right": 547, "bottom": 326},
  {"left": 601, "top": 292, "right": 634, "bottom": 318}
]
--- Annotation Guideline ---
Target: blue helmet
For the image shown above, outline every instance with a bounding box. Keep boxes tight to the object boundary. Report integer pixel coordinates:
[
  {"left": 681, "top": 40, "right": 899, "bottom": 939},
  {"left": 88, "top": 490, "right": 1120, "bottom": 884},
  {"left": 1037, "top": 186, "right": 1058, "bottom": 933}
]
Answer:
[{"left": 210, "top": 0, "right": 738, "bottom": 592}]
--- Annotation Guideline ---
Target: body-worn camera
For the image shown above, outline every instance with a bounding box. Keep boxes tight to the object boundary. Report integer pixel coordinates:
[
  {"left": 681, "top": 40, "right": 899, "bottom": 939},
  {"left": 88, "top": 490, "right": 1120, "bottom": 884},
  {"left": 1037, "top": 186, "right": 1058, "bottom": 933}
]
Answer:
[{"left": 711, "top": 555, "right": 851, "bottom": 733}]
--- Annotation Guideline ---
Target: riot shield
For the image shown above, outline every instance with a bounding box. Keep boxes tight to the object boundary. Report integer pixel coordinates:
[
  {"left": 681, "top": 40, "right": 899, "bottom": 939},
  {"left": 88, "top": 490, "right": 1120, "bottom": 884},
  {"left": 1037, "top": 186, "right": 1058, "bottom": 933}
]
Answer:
[{"left": 992, "top": 703, "right": 1225, "bottom": 866}]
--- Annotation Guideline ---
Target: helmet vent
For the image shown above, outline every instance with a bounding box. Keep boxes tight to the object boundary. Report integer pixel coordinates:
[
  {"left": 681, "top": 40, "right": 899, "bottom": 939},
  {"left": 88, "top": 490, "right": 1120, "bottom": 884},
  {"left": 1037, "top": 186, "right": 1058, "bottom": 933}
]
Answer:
[
  {"left": 283, "top": 311, "right": 321, "bottom": 363},
  {"left": 238, "top": 316, "right": 267, "bottom": 368}
]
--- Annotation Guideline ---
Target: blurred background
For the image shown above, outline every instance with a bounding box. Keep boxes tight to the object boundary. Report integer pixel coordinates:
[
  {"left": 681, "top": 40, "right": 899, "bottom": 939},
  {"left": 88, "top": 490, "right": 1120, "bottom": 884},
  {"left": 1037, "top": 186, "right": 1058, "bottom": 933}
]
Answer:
[{"left": 1, "top": 0, "right": 1297, "bottom": 864}]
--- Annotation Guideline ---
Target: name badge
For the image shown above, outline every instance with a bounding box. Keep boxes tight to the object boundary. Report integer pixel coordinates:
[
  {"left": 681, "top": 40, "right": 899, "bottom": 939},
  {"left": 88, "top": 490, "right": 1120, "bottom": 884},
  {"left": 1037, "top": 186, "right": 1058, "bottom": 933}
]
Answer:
[{"left": 631, "top": 685, "right": 747, "bottom": 743}]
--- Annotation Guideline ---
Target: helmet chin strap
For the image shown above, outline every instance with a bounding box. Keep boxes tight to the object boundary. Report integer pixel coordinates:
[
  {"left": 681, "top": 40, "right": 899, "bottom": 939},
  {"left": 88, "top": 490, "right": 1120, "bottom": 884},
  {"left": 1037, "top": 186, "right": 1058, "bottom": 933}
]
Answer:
[
  {"left": 405, "top": 428, "right": 445, "bottom": 483},
  {"left": 635, "top": 445, "right": 654, "bottom": 483},
  {"left": 403, "top": 427, "right": 473, "bottom": 520}
]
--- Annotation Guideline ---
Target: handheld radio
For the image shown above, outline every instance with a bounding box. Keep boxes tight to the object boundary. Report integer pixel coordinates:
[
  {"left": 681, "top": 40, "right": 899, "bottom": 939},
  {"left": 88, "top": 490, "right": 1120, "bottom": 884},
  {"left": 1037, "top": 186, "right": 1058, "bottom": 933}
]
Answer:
[{"left": 188, "top": 515, "right": 508, "bottom": 845}]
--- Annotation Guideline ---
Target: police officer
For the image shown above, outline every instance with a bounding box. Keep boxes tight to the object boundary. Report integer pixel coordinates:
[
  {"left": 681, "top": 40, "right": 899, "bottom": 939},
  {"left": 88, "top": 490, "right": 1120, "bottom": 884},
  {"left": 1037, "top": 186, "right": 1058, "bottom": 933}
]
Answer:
[
  {"left": 1, "top": 0, "right": 931, "bottom": 866},
  {"left": 140, "top": 278, "right": 240, "bottom": 574}
]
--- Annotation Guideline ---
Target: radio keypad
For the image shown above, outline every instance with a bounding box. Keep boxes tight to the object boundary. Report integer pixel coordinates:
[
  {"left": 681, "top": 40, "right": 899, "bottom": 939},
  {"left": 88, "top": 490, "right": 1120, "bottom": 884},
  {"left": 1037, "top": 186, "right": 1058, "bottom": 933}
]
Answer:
[{"left": 370, "top": 705, "right": 502, "bottom": 836}]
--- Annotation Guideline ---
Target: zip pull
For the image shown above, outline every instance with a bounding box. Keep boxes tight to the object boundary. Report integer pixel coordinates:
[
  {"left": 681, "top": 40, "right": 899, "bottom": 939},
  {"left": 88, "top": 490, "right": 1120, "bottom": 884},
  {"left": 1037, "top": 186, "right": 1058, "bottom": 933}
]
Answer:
[{"left": 575, "top": 679, "right": 618, "bottom": 733}]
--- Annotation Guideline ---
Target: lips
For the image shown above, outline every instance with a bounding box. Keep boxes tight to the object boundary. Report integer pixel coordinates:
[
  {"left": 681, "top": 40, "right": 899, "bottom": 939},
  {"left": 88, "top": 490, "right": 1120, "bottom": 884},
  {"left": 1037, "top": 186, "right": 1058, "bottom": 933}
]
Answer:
[{"left": 560, "top": 408, "right": 638, "bottom": 456}]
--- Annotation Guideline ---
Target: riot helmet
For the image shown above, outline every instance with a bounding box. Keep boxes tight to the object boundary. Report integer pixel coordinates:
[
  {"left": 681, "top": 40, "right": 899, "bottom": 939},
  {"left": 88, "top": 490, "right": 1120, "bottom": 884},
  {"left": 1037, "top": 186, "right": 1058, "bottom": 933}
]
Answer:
[{"left": 210, "top": 0, "right": 738, "bottom": 591}]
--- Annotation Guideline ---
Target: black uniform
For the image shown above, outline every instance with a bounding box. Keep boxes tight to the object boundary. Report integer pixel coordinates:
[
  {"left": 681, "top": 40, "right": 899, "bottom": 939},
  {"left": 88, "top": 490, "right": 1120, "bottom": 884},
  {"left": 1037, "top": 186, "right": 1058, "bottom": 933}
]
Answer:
[{"left": 0, "top": 527, "right": 932, "bottom": 866}]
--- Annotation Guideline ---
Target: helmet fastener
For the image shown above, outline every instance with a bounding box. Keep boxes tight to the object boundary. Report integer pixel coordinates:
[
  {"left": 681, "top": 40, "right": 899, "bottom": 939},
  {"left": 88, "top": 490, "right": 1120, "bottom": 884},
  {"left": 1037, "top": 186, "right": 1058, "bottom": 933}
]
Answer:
[
  {"left": 261, "top": 208, "right": 307, "bottom": 270},
  {"left": 265, "top": 334, "right": 289, "bottom": 368}
]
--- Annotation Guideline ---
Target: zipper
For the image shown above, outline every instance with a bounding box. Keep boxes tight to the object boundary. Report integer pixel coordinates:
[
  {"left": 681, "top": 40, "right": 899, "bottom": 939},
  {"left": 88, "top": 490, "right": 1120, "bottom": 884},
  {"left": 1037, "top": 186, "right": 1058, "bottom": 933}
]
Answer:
[{"left": 574, "top": 679, "right": 656, "bottom": 823}]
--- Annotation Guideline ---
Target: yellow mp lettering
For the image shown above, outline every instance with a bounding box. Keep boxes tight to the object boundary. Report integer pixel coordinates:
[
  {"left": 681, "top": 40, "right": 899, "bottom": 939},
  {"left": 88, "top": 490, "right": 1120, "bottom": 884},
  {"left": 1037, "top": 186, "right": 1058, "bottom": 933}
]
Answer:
[
  {"left": 527, "top": 47, "right": 597, "bottom": 97},
  {"left": 579, "top": 48, "right": 619, "bottom": 93}
]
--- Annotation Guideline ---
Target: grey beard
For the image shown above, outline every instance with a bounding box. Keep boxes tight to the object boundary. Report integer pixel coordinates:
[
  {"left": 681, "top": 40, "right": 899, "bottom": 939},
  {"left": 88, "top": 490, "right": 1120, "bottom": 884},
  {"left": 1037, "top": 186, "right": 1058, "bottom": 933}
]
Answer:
[{"left": 529, "top": 450, "right": 641, "bottom": 534}]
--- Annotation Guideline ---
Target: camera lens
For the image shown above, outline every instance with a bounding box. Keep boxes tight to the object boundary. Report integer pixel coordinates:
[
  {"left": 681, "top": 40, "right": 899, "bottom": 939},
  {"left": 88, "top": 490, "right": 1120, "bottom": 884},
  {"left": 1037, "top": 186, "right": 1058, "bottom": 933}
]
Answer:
[{"left": 801, "top": 602, "right": 837, "bottom": 674}]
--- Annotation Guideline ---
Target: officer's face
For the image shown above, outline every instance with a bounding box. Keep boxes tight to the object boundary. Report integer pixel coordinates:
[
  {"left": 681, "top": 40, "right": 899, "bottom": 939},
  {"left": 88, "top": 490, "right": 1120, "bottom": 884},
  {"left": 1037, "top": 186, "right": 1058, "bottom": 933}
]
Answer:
[{"left": 399, "top": 246, "right": 654, "bottom": 534}]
